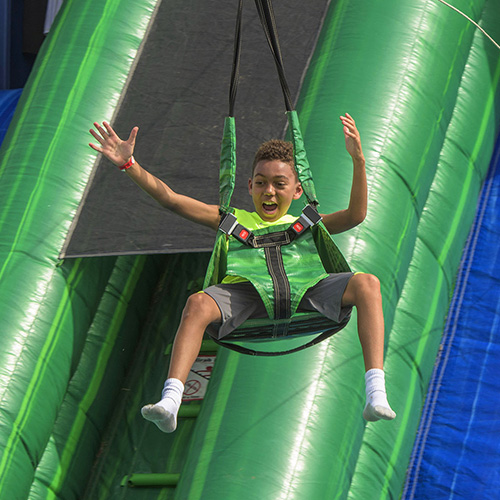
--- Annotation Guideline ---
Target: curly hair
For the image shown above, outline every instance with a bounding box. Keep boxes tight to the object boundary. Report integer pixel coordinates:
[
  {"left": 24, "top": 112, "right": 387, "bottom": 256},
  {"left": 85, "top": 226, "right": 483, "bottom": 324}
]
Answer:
[{"left": 251, "top": 139, "right": 297, "bottom": 178}]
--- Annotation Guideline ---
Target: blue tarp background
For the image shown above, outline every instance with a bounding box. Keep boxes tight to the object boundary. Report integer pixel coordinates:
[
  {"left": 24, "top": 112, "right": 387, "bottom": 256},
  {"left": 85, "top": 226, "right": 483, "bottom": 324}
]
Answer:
[
  {"left": 0, "top": 89, "right": 22, "bottom": 145},
  {"left": 405, "top": 133, "right": 500, "bottom": 499}
]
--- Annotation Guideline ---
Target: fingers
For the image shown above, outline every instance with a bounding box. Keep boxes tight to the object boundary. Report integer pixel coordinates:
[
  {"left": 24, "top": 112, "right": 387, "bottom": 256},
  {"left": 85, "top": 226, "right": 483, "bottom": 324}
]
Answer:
[
  {"left": 340, "top": 113, "right": 358, "bottom": 137},
  {"left": 89, "top": 125, "right": 105, "bottom": 152},
  {"left": 90, "top": 121, "right": 137, "bottom": 144},
  {"left": 88, "top": 142, "right": 102, "bottom": 153},
  {"left": 126, "top": 126, "right": 139, "bottom": 146},
  {"left": 90, "top": 121, "right": 119, "bottom": 142},
  {"left": 102, "top": 121, "right": 117, "bottom": 138},
  {"left": 92, "top": 121, "right": 109, "bottom": 138},
  {"left": 89, "top": 127, "right": 105, "bottom": 145},
  {"left": 340, "top": 113, "right": 355, "bottom": 127}
]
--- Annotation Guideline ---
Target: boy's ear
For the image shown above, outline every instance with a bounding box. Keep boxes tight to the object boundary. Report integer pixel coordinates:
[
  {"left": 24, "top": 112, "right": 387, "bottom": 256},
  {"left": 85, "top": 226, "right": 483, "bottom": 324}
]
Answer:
[
  {"left": 248, "top": 177, "right": 253, "bottom": 194},
  {"left": 293, "top": 182, "right": 303, "bottom": 200}
]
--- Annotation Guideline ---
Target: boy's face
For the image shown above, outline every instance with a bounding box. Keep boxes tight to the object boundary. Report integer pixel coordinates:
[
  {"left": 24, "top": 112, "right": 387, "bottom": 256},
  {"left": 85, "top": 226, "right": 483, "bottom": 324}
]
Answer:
[{"left": 248, "top": 160, "right": 303, "bottom": 222}]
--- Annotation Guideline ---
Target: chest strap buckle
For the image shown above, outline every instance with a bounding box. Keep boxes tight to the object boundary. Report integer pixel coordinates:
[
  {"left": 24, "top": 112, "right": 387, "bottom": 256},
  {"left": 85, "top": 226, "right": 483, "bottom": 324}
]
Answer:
[
  {"left": 219, "top": 212, "right": 253, "bottom": 244},
  {"left": 289, "top": 204, "right": 322, "bottom": 237}
]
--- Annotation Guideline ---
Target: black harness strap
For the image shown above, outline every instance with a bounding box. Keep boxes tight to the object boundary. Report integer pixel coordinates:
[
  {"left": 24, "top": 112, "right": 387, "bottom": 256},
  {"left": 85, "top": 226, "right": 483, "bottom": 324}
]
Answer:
[
  {"left": 228, "top": 0, "right": 293, "bottom": 116},
  {"left": 264, "top": 244, "right": 290, "bottom": 323},
  {"left": 229, "top": 0, "right": 243, "bottom": 117},
  {"left": 219, "top": 204, "right": 322, "bottom": 247},
  {"left": 254, "top": 0, "right": 293, "bottom": 111}
]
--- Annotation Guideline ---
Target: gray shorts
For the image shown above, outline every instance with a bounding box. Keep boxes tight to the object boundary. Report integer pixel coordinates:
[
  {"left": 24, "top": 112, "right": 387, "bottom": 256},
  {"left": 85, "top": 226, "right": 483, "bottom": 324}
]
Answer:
[{"left": 204, "top": 272, "right": 354, "bottom": 340}]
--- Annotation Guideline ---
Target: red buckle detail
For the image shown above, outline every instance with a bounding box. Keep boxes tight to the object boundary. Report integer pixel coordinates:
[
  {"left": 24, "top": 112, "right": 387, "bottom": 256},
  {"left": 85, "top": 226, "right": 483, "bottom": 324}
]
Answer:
[
  {"left": 239, "top": 229, "right": 249, "bottom": 240},
  {"left": 293, "top": 222, "right": 304, "bottom": 233}
]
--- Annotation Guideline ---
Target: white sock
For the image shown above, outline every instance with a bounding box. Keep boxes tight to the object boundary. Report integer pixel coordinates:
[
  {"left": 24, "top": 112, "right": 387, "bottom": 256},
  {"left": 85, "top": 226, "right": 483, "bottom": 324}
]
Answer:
[
  {"left": 363, "top": 368, "right": 396, "bottom": 421},
  {"left": 141, "top": 378, "right": 184, "bottom": 433}
]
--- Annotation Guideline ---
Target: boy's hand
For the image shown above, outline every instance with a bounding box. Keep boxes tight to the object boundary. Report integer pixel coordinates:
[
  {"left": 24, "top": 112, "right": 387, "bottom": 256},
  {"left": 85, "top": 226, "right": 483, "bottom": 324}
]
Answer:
[
  {"left": 340, "top": 113, "right": 364, "bottom": 161},
  {"left": 89, "top": 121, "right": 138, "bottom": 167},
  {"left": 322, "top": 113, "right": 367, "bottom": 234}
]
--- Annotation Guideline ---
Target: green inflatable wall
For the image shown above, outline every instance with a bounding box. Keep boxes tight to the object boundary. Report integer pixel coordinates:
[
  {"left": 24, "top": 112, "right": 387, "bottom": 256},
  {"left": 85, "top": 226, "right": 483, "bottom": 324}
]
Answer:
[
  {"left": 0, "top": 1, "right": 164, "bottom": 498},
  {"left": 0, "top": 0, "right": 498, "bottom": 499}
]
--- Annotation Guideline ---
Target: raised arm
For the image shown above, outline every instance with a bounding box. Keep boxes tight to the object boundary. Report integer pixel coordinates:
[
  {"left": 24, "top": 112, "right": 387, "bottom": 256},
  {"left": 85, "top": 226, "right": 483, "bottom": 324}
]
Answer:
[
  {"left": 321, "top": 113, "right": 367, "bottom": 234},
  {"left": 89, "top": 121, "right": 220, "bottom": 230}
]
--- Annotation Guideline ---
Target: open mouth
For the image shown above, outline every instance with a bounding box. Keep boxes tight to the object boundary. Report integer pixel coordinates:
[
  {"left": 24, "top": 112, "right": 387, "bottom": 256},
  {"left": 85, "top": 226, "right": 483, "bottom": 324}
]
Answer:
[{"left": 262, "top": 202, "right": 278, "bottom": 214}]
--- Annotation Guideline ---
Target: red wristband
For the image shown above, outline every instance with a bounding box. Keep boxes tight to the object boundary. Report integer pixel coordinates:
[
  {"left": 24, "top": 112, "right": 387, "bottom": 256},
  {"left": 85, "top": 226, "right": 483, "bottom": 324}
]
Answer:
[{"left": 119, "top": 156, "right": 135, "bottom": 171}]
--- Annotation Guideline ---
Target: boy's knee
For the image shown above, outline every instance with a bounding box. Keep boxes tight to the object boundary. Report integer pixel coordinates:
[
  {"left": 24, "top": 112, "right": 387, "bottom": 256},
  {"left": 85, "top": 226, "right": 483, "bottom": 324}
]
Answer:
[
  {"left": 358, "top": 273, "right": 380, "bottom": 289},
  {"left": 350, "top": 273, "right": 381, "bottom": 299},
  {"left": 183, "top": 292, "right": 219, "bottom": 321}
]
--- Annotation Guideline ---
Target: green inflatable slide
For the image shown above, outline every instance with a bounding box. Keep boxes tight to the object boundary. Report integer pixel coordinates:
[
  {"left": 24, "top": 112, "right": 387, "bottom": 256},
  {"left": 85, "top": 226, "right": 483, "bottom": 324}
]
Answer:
[{"left": 0, "top": 0, "right": 499, "bottom": 499}]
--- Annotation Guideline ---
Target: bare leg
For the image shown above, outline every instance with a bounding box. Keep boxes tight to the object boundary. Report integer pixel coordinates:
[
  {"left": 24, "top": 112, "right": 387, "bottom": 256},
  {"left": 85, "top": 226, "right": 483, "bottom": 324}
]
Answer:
[
  {"left": 141, "top": 292, "right": 221, "bottom": 432},
  {"left": 341, "top": 273, "right": 384, "bottom": 371},
  {"left": 168, "top": 292, "right": 222, "bottom": 383},
  {"left": 342, "top": 273, "right": 396, "bottom": 421}
]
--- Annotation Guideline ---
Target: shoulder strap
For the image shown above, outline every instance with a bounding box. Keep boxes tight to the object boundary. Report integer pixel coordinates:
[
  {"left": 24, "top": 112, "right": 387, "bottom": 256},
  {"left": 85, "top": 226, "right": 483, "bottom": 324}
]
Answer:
[
  {"left": 219, "top": 117, "right": 236, "bottom": 213},
  {"left": 287, "top": 111, "right": 318, "bottom": 205}
]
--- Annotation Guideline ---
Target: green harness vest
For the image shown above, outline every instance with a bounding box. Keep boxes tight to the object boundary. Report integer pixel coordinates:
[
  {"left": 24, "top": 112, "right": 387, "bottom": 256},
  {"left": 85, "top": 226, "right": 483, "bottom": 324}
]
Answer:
[{"left": 226, "top": 218, "right": 329, "bottom": 321}]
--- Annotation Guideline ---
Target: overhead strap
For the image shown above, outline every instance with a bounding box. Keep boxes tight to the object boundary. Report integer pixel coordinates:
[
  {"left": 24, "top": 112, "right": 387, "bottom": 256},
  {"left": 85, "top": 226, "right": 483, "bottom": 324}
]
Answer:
[
  {"left": 230, "top": 0, "right": 294, "bottom": 113},
  {"left": 253, "top": 0, "right": 293, "bottom": 112},
  {"left": 219, "top": 0, "right": 242, "bottom": 212},
  {"left": 219, "top": 117, "right": 236, "bottom": 213},
  {"left": 229, "top": 0, "right": 243, "bottom": 117}
]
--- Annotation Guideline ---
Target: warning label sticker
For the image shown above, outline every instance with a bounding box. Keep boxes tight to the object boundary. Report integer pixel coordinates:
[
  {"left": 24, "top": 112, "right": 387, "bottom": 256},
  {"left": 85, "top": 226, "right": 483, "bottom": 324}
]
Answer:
[{"left": 182, "top": 355, "right": 216, "bottom": 401}]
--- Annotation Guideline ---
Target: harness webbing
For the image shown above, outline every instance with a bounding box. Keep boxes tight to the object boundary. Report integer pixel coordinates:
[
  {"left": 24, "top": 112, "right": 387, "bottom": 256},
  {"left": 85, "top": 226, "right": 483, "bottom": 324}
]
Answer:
[
  {"left": 265, "top": 245, "right": 290, "bottom": 322},
  {"left": 219, "top": 204, "right": 322, "bottom": 248},
  {"left": 253, "top": 0, "right": 294, "bottom": 112}
]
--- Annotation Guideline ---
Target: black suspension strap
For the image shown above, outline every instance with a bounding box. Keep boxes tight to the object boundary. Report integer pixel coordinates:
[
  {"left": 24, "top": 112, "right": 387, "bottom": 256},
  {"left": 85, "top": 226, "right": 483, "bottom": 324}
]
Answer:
[
  {"left": 229, "top": 0, "right": 294, "bottom": 116},
  {"left": 253, "top": 0, "right": 293, "bottom": 111},
  {"left": 229, "top": 0, "right": 243, "bottom": 117}
]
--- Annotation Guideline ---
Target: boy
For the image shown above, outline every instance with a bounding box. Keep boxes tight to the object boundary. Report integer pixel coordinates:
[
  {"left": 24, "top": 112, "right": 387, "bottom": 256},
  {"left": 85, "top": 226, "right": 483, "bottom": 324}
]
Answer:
[{"left": 89, "top": 113, "right": 396, "bottom": 432}]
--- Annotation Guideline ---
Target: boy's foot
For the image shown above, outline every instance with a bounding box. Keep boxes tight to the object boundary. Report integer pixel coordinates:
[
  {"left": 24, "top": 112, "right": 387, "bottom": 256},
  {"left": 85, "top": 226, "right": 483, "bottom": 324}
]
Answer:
[
  {"left": 141, "top": 378, "right": 184, "bottom": 433},
  {"left": 141, "top": 403, "right": 177, "bottom": 433},
  {"left": 363, "top": 402, "right": 396, "bottom": 421},
  {"left": 364, "top": 368, "right": 396, "bottom": 422}
]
